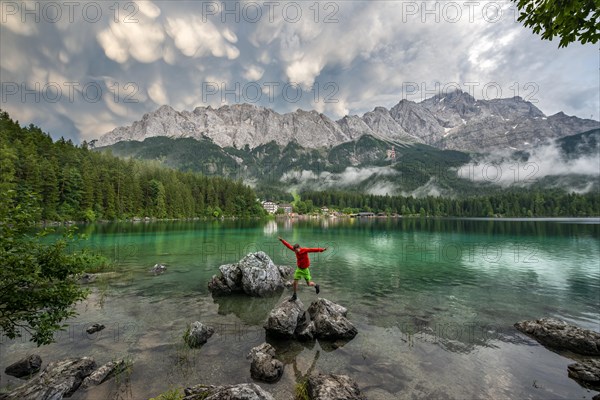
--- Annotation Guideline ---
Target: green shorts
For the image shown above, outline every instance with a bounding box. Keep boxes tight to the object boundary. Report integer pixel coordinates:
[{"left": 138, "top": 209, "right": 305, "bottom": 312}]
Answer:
[{"left": 293, "top": 267, "right": 312, "bottom": 282}]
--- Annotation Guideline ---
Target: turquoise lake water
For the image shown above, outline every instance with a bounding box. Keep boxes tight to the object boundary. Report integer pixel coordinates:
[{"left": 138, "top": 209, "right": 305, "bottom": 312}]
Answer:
[{"left": 1, "top": 217, "right": 599, "bottom": 399}]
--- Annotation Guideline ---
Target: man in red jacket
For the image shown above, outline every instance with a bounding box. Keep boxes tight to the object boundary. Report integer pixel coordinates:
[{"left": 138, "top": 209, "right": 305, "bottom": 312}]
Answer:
[{"left": 279, "top": 237, "right": 327, "bottom": 302}]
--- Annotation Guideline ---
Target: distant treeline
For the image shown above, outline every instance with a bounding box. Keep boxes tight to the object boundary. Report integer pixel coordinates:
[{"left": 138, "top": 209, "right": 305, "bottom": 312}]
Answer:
[
  {"left": 300, "top": 190, "right": 600, "bottom": 217},
  {"left": 0, "top": 111, "right": 265, "bottom": 221}
]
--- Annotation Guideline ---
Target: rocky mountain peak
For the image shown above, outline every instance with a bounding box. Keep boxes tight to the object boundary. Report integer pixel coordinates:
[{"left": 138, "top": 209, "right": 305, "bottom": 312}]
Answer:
[{"left": 97, "top": 93, "right": 599, "bottom": 153}]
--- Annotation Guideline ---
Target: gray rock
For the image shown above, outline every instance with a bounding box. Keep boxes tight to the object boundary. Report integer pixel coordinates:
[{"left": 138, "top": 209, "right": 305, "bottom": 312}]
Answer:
[
  {"left": 308, "top": 298, "right": 358, "bottom": 340},
  {"left": 247, "top": 343, "right": 284, "bottom": 383},
  {"left": 97, "top": 91, "right": 598, "bottom": 153},
  {"left": 208, "top": 252, "right": 291, "bottom": 297},
  {"left": 85, "top": 323, "right": 105, "bottom": 334},
  {"left": 567, "top": 358, "right": 600, "bottom": 389},
  {"left": 514, "top": 318, "right": 600, "bottom": 355},
  {"left": 184, "top": 322, "right": 215, "bottom": 348},
  {"left": 1, "top": 357, "right": 96, "bottom": 400},
  {"left": 307, "top": 373, "right": 366, "bottom": 400},
  {"left": 150, "top": 264, "right": 167, "bottom": 275},
  {"left": 4, "top": 355, "right": 42, "bottom": 379},
  {"left": 183, "top": 383, "right": 275, "bottom": 400},
  {"left": 81, "top": 359, "right": 127, "bottom": 388},
  {"left": 296, "top": 321, "right": 316, "bottom": 341},
  {"left": 264, "top": 299, "right": 306, "bottom": 338},
  {"left": 78, "top": 273, "right": 97, "bottom": 284}
]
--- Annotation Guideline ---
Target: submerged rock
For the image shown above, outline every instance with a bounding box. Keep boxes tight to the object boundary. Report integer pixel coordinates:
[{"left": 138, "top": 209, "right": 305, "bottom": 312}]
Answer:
[
  {"left": 4, "top": 355, "right": 42, "bottom": 379},
  {"left": 86, "top": 323, "right": 105, "bottom": 334},
  {"left": 78, "top": 273, "right": 97, "bottom": 284},
  {"left": 247, "top": 343, "right": 284, "bottom": 383},
  {"left": 81, "top": 359, "right": 127, "bottom": 388},
  {"left": 150, "top": 264, "right": 167, "bottom": 275},
  {"left": 184, "top": 322, "right": 215, "bottom": 348},
  {"left": 209, "top": 252, "right": 293, "bottom": 297},
  {"left": 307, "top": 373, "right": 366, "bottom": 400},
  {"left": 567, "top": 358, "right": 600, "bottom": 389},
  {"left": 514, "top": 318, "right": 600, "bottom": 355},
  {"left": 264, "top": 298, "right": 306, "bottom": 338},
  {"left": 183, "top": 383, "right": 275, "bottom": 400},
  {"left": 308, "top": 298, "right": 358, "bottom": 341},
  {"left": 1, "top": 357, "right": 96, "bottom": 400}
]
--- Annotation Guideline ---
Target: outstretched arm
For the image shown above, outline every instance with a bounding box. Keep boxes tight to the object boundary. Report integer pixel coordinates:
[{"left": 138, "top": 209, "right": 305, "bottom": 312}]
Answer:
[
  {"left": 306, "top": 247, "right": 326, "bottom": 253},
  {"left": 278, "top": 237, "right": 294, "bottom": 250}
]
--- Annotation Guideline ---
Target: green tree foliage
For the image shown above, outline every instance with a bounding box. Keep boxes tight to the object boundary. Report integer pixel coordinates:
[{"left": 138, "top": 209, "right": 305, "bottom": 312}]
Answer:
[
  {"left": 0, "top": 110, "right": 264, "bottom": 221},
  {"left": 301, "top": 189, "right": 599, "bottom": 217},
  {"left": 0, "top": 190, "right": 90, "bottom": 345},
  {"left": 512, "top": 0, "right": 599, "bottom": 47}
]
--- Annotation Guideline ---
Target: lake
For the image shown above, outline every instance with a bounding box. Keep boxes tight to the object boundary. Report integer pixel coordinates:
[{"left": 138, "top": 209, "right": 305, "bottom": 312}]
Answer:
[{"left": 1, "top": 217, "right": 599, "bottom": 399}]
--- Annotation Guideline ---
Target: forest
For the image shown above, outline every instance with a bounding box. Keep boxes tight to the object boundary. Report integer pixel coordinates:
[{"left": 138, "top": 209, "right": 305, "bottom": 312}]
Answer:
[
  {"left": 298, "top": 189, "right": 599, "bottom": 217},
  {"left": 0, "top": 111, "right": 265, "bottom": 221}
]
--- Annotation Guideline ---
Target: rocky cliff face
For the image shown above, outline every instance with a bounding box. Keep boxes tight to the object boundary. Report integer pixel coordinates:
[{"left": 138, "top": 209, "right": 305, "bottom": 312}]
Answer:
[{"left": 97, "top": 90, "right": 598, "bottom": 153}]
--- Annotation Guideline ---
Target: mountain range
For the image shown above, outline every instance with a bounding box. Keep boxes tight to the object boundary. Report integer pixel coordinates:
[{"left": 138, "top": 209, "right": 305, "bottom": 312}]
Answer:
[{"left": 96, "top": 90, "right": 598, "bottom": 153}]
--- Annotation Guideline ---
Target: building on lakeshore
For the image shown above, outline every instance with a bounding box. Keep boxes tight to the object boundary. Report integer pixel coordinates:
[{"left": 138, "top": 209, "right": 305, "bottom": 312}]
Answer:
[{"left": 261, "top": 201, "right": 278, "bottom": 214}]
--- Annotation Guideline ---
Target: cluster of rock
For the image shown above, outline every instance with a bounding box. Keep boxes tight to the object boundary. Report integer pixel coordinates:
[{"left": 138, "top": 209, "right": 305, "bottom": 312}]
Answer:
[
  {"left": 182, "top": 383, "right": 274, "bottom": 400},
  {"left": 515, "top": 318, "right": 600, "bottom": 391},
  {"left": 0, "top": 356, "right": 127, "bottom": 400},
  {"left": 208, "top": 252, "right": 293, "bottom": 297},
  {"left": 180, "top": 375, "right": 366, "bottom": 400},
  {"left": 264, "top": 298, "right": 358, "bottom": 342}
]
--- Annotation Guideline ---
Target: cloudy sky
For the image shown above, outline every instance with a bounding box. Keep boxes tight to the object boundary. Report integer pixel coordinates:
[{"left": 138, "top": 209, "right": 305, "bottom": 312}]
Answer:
[{"left": 1, "top": 0, "right": 598, "bottom": 143}]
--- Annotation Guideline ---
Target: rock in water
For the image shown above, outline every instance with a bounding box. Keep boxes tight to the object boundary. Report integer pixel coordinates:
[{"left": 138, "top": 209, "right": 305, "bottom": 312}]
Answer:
[
  {"left": 247, "top": 343, "right": 284, "bottom": 383},
  {"left": 264, "top": 299, "right": 306, "bottom": 338},
  {"left": 150, "top": 264, "right": 167, "bottom": 275},
  {"left": 81, "top": 359, "right": 127, "bottom": 388},
  {"left": 308, "top": 298, "right": 358, "bottom": 340},
  {"left": 307, "top": 374, "right": 366, "bottom": 400},
  {"left": 85, "top": 323, "right": 105, "bottom": 334},
  {"left": 1, "top": 357, "right": 96, "bottom": 400},
  {"left": 208, "top": 252, "right": 293, "bottom": 297},
  {"left": 183, "top": 383, "right": 275, "bottom": 400},
  {"left": 514, "top": 318, "right": 600, "bottom": 355},
  {"left": 567, "top": 359, "right": 600, "bottom": 389},
  {"left": 4, "top": 355, "right": 42, "bottom": 379},
  {"left": 78, "top": 273, "right": 97, "bottom": 284},
  {"left": 184, "top": 322, "right": 215, "bottom": 348}
]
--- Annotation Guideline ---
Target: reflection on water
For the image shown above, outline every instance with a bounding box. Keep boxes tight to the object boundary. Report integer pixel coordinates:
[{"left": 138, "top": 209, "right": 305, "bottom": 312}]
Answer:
[{"left": 2, "top": 218, "right": 599, "bottom": 399}]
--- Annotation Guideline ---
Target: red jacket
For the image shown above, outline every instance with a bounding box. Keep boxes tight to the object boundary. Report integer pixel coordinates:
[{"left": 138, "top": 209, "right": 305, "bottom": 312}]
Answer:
[{"left": 280, "top": 238, "right": 325, "bottom": 269}]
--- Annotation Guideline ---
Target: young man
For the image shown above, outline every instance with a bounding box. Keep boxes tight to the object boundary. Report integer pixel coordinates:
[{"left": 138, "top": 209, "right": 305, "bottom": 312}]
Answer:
[{"left": 278, "top": 237, "right": 327, "bottom": 301}]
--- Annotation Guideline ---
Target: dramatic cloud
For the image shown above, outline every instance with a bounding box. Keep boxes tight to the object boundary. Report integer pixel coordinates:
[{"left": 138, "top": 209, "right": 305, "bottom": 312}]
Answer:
[
  {"left": 456, "top": 138, "right": 600, "bottom": 191},
  {"left": 0, "top": 0, "right": 598, "bottom": 142}
]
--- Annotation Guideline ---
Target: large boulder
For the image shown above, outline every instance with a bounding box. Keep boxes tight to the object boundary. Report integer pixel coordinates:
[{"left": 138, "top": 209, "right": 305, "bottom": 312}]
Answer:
[
  {"left": 568, "top": 358, "right": 600, "bottom": 389},
  {"left": 514, "top": 318, "right": 600, "bottom": 355},
  {"left": 247, "top": 343, "right": 284, "bottom": 383},
  {"left": 308, "top": 299, "right": 358, "bottom": 340},
  {"left": 208, "top": 252, "right": 293, "bottom": 297},
  {"left": 184, "top": 322, "right": 215, "bottom": 348},
  {"left": 4, "top": 355, "right": 42, "bottom": 379},
  {"left": 264, "top": 299, "right": 306, "bottom": 338},
  {"left": 306, "top": 374, "right": 366, "bottom": 400},
  {"left": 0, "top": 357, "right": 96, "bottom": 400},
  {"left": 183, "top": 383, "right": 275, "bottom": 400}
]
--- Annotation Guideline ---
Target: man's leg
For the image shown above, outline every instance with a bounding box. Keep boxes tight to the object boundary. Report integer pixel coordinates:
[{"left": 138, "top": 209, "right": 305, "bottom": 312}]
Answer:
[{"left": 307, "top": 280, "right": 320, "bottom": 294}]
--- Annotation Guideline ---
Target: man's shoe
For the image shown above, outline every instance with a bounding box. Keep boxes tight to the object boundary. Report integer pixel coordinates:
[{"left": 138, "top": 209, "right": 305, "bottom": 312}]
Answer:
[
  {"left": 289, "top": 293, "right": 297, "bottom": 302},
  {"left": 315, "top": 284, "right": 320, "bottom": 295}
]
